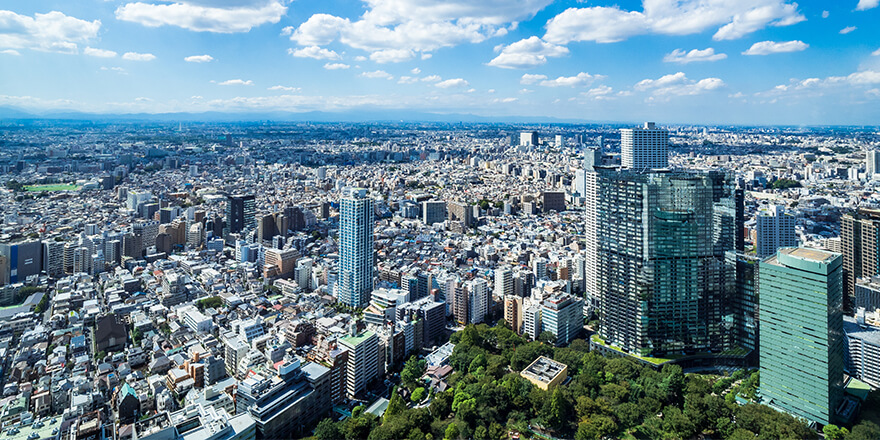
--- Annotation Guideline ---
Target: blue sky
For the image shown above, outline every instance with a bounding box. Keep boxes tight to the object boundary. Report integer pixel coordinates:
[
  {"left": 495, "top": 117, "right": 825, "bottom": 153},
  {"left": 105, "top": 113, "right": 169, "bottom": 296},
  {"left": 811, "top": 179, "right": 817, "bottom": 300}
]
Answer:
[{"left": 1, "top": 0, "right": 879, "bottom": 124}]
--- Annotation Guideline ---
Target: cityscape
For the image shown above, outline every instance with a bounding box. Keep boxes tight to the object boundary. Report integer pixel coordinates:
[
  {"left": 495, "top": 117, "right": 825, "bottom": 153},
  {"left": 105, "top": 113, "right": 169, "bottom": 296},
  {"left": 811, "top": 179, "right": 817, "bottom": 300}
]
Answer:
[{"left": 2, "top": 1, "right": 880, "bottom": 440}]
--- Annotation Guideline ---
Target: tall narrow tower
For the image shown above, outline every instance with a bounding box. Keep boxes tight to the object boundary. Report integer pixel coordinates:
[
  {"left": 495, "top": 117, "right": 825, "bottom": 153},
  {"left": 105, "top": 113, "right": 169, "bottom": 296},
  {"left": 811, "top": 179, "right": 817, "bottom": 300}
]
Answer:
[{"left": 339, "top": 188, "right": 374, "bottom": 308}]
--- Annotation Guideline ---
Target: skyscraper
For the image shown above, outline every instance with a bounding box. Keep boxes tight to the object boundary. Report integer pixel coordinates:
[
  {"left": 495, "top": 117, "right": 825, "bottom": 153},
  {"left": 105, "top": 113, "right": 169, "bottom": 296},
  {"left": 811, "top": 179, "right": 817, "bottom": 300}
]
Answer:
[
  {"left": 339, "top": 188, "right": 374, "bottom": 308},
  {"left": 338, "top": 329, "right": 379, "bottom": 400},
  {"left": 755, "top": 205, "right": 797, "bottom": 259},
  {"left": 866, "top": 150, "right": 880, "bottom": 179},
  {"left": 595, "top": 169, "right": 736, "bottom": 358},
  {"left": 226, "top": 194, "right": 256, "bottom": 235},
  {"left": 758, "top": 247, "right": 843, "bottom": 426},
  {"left": 841, "top": 208, "right": 880, "bottom": 312},
  {"left": 620, "top": 122, "right": 669, "bottom": 170}
]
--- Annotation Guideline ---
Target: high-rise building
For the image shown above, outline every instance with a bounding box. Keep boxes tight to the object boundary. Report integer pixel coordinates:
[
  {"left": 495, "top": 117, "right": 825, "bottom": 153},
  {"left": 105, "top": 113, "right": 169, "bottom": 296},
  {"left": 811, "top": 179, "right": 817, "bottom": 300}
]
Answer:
[
  {"left": 756, "top": 205, "right": 797, "bottom": 259},
  {"left": 523, "top": 302, "right": 542, "bottom": 341},
  {"left": 504, "top": 295, "right": 523, "bottom": 334},
  {"left": 519, "top": 131, "right": 538, "bottom": 147},
  {"left": 541, "top": 191, "right": 566, "bottom": 213},
  {"left": 467, "top": 278, "right": 488, "bottom": 325},
  {"left": 422, "top": 201, "right": 446, "bottom": 225},
  {"left": 841, "top": 208, "right": 880, "bottom": 312},
  {"left": 0, "top": 240, "right": 42, "bottom": 285},
  {"left": 866, "top": 150, "right": 880, "bottom": 179},
  {"left": 42, "top": 240, "right": 65, "bottom": 278},
  {"left": 495, "top": 267, "right": 513, "bottom": 298},
  {"left": 595, "top": 169, "right": 736, "bottom": 358},
  {"left": 541, "top": 294, "right": 584, "bottom": 346},
  {"left": 339, "top": 188, "right": 374, "bottom": 308},
  {"left": 725, "top": 251, "right": 760, "bottom": 357},
  {"left": 338, "top": 330, "right": 379, "bottom": 400},
  {"left": 758, "top": 247, "right": 843, "bottom": 426},
  {"left": 620, "top": 122, "right": 669, "bottom": 170},
  {"left": 226, "top": 194, "right": 256, "bottom": 235}
]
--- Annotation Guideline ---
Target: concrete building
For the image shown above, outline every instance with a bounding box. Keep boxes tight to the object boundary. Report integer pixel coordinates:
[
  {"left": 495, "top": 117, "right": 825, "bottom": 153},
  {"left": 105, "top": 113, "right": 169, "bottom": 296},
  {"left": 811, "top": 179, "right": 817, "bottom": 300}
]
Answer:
[
  {"left": 523, "top": 302, "right": 542, "bottom": 341},
  {"left": 520, "top": 356, "right": 567, "bottom": 391},
  {"left": 866, "top": 150, "right": 880, "bottom": 179},
  {"left": 759, "top": 247, "right": 844, "bottom": 426},
  {"left": 504, "top": 295, "right": 523, "bottom": 334},
  {"left": 467, "top": 278, "right": 488, "bottom": 325},
  {"left": 541, "top": 294, "right": 584, "bottom": 346},
  {"left": 842, "top": 208, "right": 880, "bottom": 312},
  {"left": 226, "top": 194, "right": 256, "bottom": 235},
  {"left": 756, "top": 205, "right": 797, "bottom": 259},
  {"left": 541, "top": 191, "right": 566, "bottom": 213},
  {"left": 620, "top": 122, "right": 669, "bottom": 170},
  {"left": 843, "top": 314, "right": 880, "bottom": 389},
  {"left": 338, "top": 330, "right": 379, "bottom": 400},
  {"left": 0, "top": 240, "right": 42, "bottom": 286},
  {"left": 422, "top": 201, "right": 446, "bottom": 226},
  {"left": 339, "top": 188, "right": 374, "bottom": 308}
]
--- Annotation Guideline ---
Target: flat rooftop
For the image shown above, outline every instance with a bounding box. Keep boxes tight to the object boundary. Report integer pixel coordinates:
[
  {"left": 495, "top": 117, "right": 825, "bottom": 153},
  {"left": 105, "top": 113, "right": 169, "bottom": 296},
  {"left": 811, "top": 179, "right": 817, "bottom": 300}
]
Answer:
[
  {"left": 778, "top": 247, "right": 837, "bottom": 263},
  {"left": 521, "top": 356, "right": 566, "bottom": 384}
]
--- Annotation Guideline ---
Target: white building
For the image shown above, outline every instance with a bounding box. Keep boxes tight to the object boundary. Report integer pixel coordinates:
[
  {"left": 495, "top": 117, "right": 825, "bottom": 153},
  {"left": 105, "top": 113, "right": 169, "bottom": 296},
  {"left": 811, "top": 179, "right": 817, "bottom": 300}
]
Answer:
[
  {"left": 523, "top": 302, "right": 542, "bottom": 341},
  {"left": 756, "top": 205, "right": 797, "bottom": 259},
  {"left": 339, "top": 330, "right": 379, "bottom": 399},
  {"left": 620, "top": 122, "right": 669, "bottom": 170},
  {"left": 467, "top": 278, "right": 488, "bottom": 325},
  {"left": 867, "top": 150, "right": 880, "bottom": 179},
  {"left": 494, "top": 267, "right": 513, "bottom": 298}
]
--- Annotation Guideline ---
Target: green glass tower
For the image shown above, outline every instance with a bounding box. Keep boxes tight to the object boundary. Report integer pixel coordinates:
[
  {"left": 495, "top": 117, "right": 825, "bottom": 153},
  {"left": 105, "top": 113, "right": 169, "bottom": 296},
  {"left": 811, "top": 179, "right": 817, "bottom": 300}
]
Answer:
[{"left": 759, "top": 247, "right": 844, "bottom": 426}]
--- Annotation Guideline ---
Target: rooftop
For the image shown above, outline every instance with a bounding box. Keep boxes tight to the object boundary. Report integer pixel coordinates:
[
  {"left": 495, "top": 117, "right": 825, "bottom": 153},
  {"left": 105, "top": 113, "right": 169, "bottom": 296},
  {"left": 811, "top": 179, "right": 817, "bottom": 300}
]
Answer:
[{"left": 520, "top": 356, "right": 567, "bottom": 384}]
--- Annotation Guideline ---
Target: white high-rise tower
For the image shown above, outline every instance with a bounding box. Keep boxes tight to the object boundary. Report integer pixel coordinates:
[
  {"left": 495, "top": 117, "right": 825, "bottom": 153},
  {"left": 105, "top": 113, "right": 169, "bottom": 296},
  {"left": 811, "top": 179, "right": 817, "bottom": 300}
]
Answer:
[{"left": 620, "top": 122, "right": 669, "bottom": 170}]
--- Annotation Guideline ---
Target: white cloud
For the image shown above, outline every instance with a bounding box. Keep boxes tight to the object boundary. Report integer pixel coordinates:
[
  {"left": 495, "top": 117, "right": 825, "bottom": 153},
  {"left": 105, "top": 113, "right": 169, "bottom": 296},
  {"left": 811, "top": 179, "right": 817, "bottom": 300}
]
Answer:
[
  {"left": 323, "top": 62, "right": 350, "bottom": 70},
  {"left": 822, "top": 10, "right": 829, "bottom": 18},
  {"left": 354, "top": 55, "right": 367, "bottom": 61},
  {"left": 289, "top": 0, "right": 552, "bottom": 55},
  {"left": 0, "top": 49, "right": 20, "bottom": 56},
  {"left": 115, "top": 1, "right": 286, "bottom": 33},
  {"left": 435, "top": 78, "right": 469, "bottom": 88},
  {"left": 520, "top": 74, "right": 547, "bottom": 84},
  {"left": 410, "top": 68, "right": 421, "bottom": 74},
  {"left": 361, "top": 70, "right": 393, "bottom": 79},
  {"left": 663, "top": 48, "right": 726, "bottom": 64},
  {"left": 543, "top": 0, "right": 804, "bottom": 44},
  {"left": 421, "top": 75, "right": 441, "bottom": 82},
  {"left": 583, "top": 85, "right": 614, "bottom": 100},
  {"left": 268, "top": 85, "right": 300, "bottom": 92},
  {"left": 184, "top": 54, "right": 213, "bottom": 63},
  {"left": 742, "top": 40, "right": 808, "bottom": 55},
  {"left": 873, "top": 48, "right": 880, "bottom": 56},
  {"left": 840, "top": 26, "right": 857, "bottom": 34},
  {"left": 492, "top": 97, "right": 518, "bottom": 103},
  {"left": 122, "top": 52, "right": 156, "bottom": 61},
  {"left": 288, "top": 46, "right": 341, "bottom": 60},
  {"left": 538, "top": 72, "right": 601, "bottom": 87},
  {"left": 856, "top": 0, "right": 879, "bottom": 11},
  {"left": 369, "top": 48, "right": 416, "bottom": 63},
  {"left": 100, "top": 66, "right": 127, "bottom": 74},
  {"left": 84, "top": 47, "right": 117, "bottom": 58},
  {"left": 421, "top": 53, "right": 432, "bottom": 59},
  {"left": 217, "top": 79, "right": 253, "bottom": 86},
  {"left": 828, "top": 70, "right": 880, "bottom": 85},
  {"left": 0, "top": 10, "right": 101, "bottom": 54},
  {"left": 397, "top": 76, "right": 419, "bottom": 84},
  {"left": 487, "top": 36, "right": 569, "bottom": 69},
  {"left": 635, "top": 72, "right": 725, "bottom": 96}
]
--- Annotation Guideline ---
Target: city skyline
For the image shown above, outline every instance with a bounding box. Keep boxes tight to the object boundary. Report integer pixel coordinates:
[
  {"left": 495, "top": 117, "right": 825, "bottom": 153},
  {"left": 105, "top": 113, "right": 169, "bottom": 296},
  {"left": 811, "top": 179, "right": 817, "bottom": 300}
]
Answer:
[{"left": 1, "top": 0, "right": 879, "bottom": 125}]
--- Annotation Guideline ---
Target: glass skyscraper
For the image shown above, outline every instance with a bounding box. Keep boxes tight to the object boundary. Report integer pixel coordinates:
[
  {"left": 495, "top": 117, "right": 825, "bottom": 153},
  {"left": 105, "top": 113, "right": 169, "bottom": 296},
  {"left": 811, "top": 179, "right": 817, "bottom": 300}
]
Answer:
[
  {"left": 758, "top": 247, "right": 844, "bottom": 426},
  {"left": 226, "top": 194, "right": 256, "bottom": 234},
  {"left": 339, "top": 188, "right": 374, "bottom": 308},
  {"left": 595, "top": 169, "right": 736, "bottom": 358}
]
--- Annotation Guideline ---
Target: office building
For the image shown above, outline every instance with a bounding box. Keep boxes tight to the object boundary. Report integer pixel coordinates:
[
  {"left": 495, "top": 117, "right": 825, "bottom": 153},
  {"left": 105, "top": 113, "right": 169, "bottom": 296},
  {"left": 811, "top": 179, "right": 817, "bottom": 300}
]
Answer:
[
  {"left": 756, "top": 205, "right": 797, "bottom": 259},
  {"left": 447, "top": 201, "right": 473, "bottom": 231},
  {"left": 843, "top": 313, "right": 880, "bottom": 389},
  {"left": 541, "top": 294, "right": 584, "bottom": 346},
  {"left": 264, "top": 247, "right": 300, "bottom": 279},
  {"left": 520, "top": 131, "right": 538, "bottom": 147},
  {"left": 842, "top": 208, "right": 880, "bottom": 312},
  {"left": 396, "top": 297, "right": 445, "bottom": 348},
  {"left": 520, "top": 356, "right": 567, "bottom": 391},
  {"left": 595, "top": 169, "right": 736, "bottom": 358},
  {"left": 541, "top": 191, "right": 566, "bottom": 213},
  {"left": 339, "top": 188, "right": 374, "bottom": 308},
  {"left": 0, "top": 240, "right": 42, "bottom": 286},
  {"left": 42, "top": 239, "right": 65, "bottom": 278},
  {"left": 855, "top": 276, "right": 880, "bottom": 311},
  {"left": 495, "top": 267, "right": 513, "bottom": 298},
  {"left": 759, "top": 247, "right": 844, "bottom": 426},
  {"left": 504, "top": 295, "right": 523, "bottom": 334},
  {"left": 867, "top": 150, "right": 880, "bottom": 179},
  {"left": 226, "top": 194, "right": 256, "bottom": 235},
  {"left": 725, "top": 251, "right": 760, "bottom": 355},
  {"left": 422, "top": 201, "right": 446, "bottom": 226},
  {"left": 620, "top": 122, "right": 669, "bottom": 170},
  {"left": 338, "top": 330, "right": 379, "bottom": 400},
  {"left": 467, "top": 278, "right": 488, "bottom": 325},
  {"left": 523, "top": 302, "right": 542, "bottom": 341}
]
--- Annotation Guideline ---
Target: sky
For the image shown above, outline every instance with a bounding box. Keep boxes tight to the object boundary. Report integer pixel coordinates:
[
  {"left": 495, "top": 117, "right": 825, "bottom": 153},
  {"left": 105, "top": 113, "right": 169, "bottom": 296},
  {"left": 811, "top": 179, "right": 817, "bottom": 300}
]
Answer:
[{"left": 1, "top": 0, "right": 879, "bottom": 125}]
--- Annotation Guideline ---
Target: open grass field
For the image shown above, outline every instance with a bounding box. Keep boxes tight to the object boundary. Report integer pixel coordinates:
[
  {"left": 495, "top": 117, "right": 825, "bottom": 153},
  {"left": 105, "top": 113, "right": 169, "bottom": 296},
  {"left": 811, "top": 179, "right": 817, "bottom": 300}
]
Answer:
[{"left": 24, "top": 184, "right": 80, "bottom": 192}]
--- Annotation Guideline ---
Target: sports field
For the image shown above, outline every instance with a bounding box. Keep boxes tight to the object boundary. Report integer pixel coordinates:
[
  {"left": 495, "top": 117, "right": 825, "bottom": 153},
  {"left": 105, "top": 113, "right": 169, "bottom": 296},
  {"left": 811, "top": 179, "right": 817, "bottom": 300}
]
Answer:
[{"left": 24, "top": 184, "right": 80, "bottom": 192}]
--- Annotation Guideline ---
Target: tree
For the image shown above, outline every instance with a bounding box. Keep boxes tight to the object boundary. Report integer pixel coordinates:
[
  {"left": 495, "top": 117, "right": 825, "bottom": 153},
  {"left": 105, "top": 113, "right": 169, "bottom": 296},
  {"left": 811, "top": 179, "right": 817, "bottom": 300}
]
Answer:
[
  {"left": 576, "top": 416, "right": 617, "bottom": 440},
  {"left": 538, "top": 331, "right": 557, "bottom": 345},
  {"left": 411, "top": 387, "right": 426, "bottom": 402},
  {"left": 823, "top": 424, "right": 849, "bottom": 440},
  {"left": 33, "top": 292, "right": 49, "bottom": 314},
  {"left": 402, "top": 356, "right": 425, "bottom": 389},
  {"left": 444, "top": 423, "right": 460, "bottom": 440},
  {"left": 385, "top": 389, "right": 406, "bottom": 421},
  {"left": 847, "top": 421, "right": 880, "bottom": 440},
  {"left": 315, "top": 418, "right": 342, "bottom": 440},
  {"left": 544, "top": 387, "right": 573, "bottom": 432}
]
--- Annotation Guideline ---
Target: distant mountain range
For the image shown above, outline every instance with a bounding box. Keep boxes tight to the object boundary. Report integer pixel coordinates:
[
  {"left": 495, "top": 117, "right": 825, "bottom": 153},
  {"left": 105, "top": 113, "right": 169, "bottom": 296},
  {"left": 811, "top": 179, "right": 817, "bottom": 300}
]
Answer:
[{"left": 0, "top": 106, "right": 610, "bottom": 125}]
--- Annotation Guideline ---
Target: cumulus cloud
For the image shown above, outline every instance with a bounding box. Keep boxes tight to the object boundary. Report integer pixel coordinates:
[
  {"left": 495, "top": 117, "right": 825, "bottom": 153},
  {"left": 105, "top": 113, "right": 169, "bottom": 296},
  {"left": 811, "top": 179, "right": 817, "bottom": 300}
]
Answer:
[
  {"left": 840, "top": 26, "right": 857, "bottom": 34},
  {"left": 115, "top": 0, "right": 286, "bottom": 33},
  {"left": 435, "top": 78, "right": 469, "bottom": 88},
  {"left": 487, "top": 36, "right": 569, "bottom": 69},
  {"left": 520, "top": 74, "right": 548, "bottom": 85},
  {"left": 410, "top": 68, "right": 421, "bottom": 74},
  {"left": 397, "top": 76, "right": 419, "bottom": 84},
  {"left": 0, "top": 49, "right": 20, "bottom": 56},
  {"left": 184, "top": 54, "right": 213, "bottom": 62},
  {"left": 856, "top": 0, "right": 879, "bottom": 11},
  {"left": 268, "top": 85, "right": 300, "bottom": 92},
  {"left": 369, "top": 49, "right": 416, "bottom": 63},
  {"left": 288, "top": 46, "right": 341, "bottom": 60},
  {"left": 635, "top": 72, "right": 725, "bottom": 96},
  {"left": 0, "top": 10, "right": 101, "bottom": 54},
  {"left": 122, "top": 52, "right": 156, "bottom": 61},
  {"left": 361, "top": 70, "right": 393, "bottom": 79},
  {"left": 323, "top": 62, "right": 349, "bottom": 70},
  {"left": 538, "top": 72, "right": 601, "bottom": 87},
  {"left": 421, "top": 75, "right": 442, "bottom": 82},
  {"left": 289, "top": 0, "right": 552, "bottom": 58},
  {"left": 742, "top": 40, "right": 808, "bottom": 55},
  {"left": 663, "top": 48, "right": 726, "bottom": 64},
  {"left": 543, "top": 0, "right": 804, "bottom": 44},
  {"left": 217, "top": 79, "right": 253, "bottom": 86},
  {"left": 84, "top": 47, "right": 117, "bottom": 58},
  {"left": 583, "top": 85, "right": 614, "bottom": 100}
]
